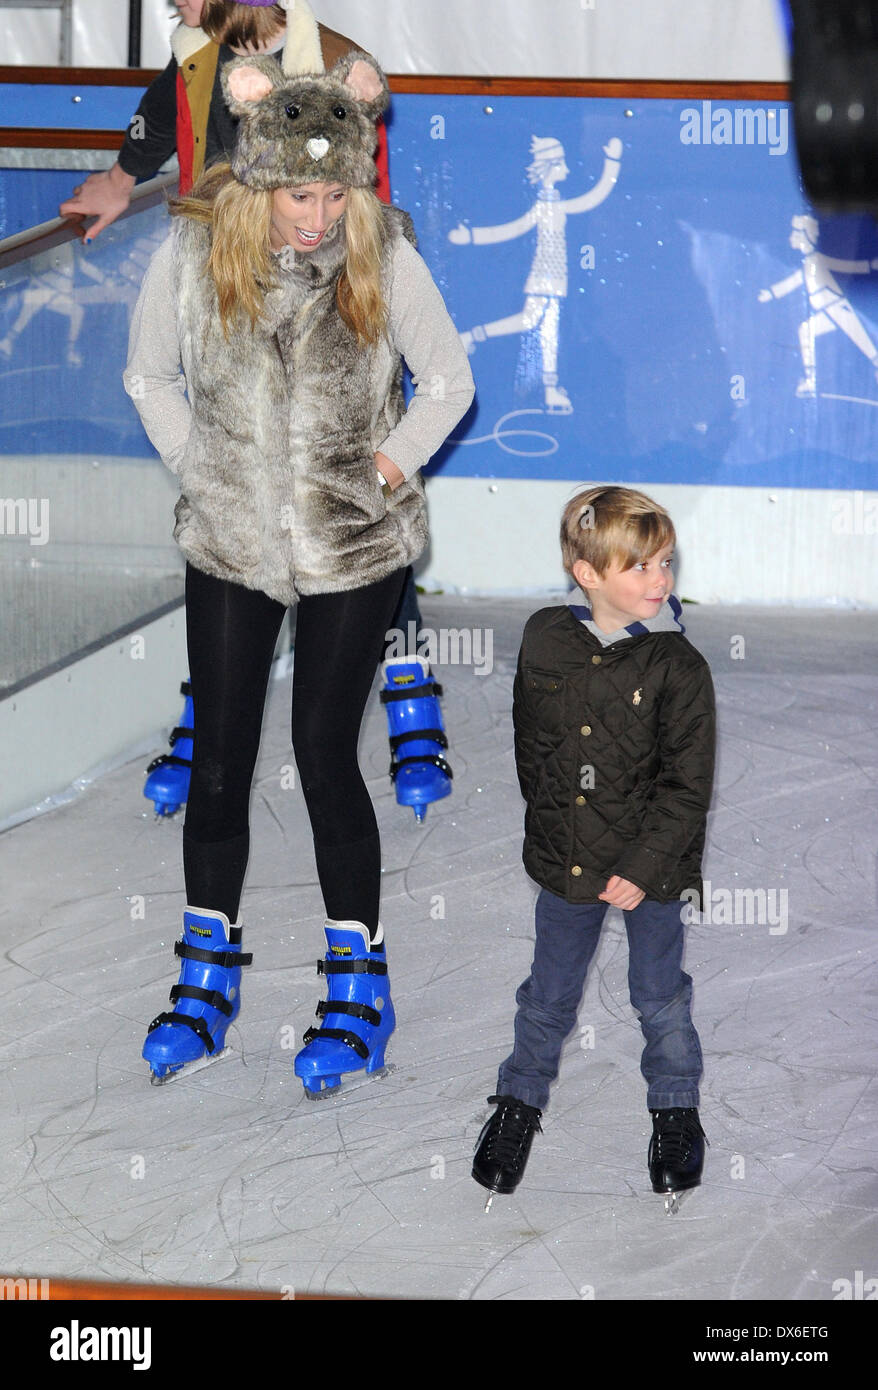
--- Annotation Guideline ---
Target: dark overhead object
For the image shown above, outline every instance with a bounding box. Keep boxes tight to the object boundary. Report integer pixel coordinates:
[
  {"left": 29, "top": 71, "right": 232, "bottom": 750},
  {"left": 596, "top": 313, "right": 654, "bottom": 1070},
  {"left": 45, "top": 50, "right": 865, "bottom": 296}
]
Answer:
[
  {"left": 128, "top": 0, "right": 143, "bottom": 68},
  {"left": 789, "top": 0, "right": 878, "bottom": 212}
]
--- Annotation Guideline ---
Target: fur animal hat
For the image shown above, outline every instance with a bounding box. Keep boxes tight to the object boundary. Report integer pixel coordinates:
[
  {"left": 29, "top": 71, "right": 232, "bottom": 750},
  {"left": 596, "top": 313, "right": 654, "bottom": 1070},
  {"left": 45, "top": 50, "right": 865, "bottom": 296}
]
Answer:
[{"left": 221, "top": 51, "right": 389, "bottom": 190}]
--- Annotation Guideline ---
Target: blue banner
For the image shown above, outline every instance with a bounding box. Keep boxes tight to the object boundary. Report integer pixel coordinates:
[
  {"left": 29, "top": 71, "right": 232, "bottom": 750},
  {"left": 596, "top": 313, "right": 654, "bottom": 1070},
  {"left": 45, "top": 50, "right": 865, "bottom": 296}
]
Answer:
[
  {"left": 0, "top": 206, "right": 170, "bottom": 457},
  {"left": 3, "top": 93, "right": 878, "bottom": 490},
  {"left": 390, "top": 95, "right": 878, "bottom": 489}
]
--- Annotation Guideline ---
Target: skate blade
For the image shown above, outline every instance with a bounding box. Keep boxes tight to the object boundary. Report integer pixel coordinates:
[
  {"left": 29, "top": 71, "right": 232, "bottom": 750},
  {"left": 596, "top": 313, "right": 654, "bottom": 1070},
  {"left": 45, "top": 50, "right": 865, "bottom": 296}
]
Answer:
[
  {"left": 148, "top": 1046, "right": 232, "bottom": 1086},
  {"left": 484, "top": 1192, "right": 495, "bottom": 1214},
  {"left": 663, "top": 1188, "right": 695, "bottom": 1215},
  {"left": 300, "top": 1061, "right": 395, "bottom": 1100}
]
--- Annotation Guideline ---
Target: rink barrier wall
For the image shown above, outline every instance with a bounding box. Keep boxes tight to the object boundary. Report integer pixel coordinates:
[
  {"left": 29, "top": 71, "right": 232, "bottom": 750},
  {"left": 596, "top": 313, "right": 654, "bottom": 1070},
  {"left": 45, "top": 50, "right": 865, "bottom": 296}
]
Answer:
[
  {"left": 416, "top": 476, "right": 878, "bottom": 605},
  {"left": 0, "top": 600, "right": 187, "bottom": 829},
  {"left": 5, "top": 74, "right": 873, "bottom": 605},
  {"left": 5, "top": 73, "right": 866, "bottom": 603}
]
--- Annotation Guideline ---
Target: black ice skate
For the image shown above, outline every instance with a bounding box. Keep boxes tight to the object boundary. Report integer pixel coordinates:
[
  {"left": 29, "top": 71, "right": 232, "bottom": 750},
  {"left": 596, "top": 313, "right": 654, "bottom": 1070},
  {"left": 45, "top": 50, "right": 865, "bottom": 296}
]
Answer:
[
  {"left": 648, "top": 1107, "right": 707, "bottom": 1213},
  {"left": 472, "top": 1094, "right": 542, "bottom": 1213}
]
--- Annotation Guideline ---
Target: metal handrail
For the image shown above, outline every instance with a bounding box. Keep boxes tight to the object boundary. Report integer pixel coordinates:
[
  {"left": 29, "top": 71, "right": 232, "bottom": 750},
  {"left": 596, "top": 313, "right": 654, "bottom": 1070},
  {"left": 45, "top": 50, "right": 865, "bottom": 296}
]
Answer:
[{"left": 0, "top": 169, "right": 176, "bottom": 270}]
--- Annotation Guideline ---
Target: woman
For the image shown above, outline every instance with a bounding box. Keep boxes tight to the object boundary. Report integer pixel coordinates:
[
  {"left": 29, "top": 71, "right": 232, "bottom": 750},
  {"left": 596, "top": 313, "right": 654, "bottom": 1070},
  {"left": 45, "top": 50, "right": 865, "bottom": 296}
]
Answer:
[{"left": 124, "top": 51, "right": 474, "bottom": 1094}]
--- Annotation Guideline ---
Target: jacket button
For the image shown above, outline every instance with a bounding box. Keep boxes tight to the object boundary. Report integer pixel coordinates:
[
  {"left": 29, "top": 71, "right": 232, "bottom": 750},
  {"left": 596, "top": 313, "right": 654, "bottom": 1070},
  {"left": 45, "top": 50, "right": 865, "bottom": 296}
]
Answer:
[
  {"left": 591, "top": 655, "right": 602, "bottom": 665},
  {"left": 580, "top": 724, "right": 591, "bottom": 736},
  {"left": 575, "top": 795, "right": 586, "bottom": 806},
  {"left": 571, "top": 865, "right": 582, "bottom": 876}
]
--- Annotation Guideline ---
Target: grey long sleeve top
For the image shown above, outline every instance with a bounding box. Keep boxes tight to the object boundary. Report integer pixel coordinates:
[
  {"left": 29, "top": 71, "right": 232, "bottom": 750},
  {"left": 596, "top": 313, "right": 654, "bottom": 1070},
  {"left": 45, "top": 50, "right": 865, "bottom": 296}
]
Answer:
[{"left": 123, "top": 230, "right": 474, "bottom": 481}]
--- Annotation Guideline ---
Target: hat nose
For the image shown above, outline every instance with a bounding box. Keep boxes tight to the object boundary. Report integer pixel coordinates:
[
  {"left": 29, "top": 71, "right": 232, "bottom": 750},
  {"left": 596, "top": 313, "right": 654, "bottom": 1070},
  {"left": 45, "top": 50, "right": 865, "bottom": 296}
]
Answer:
[{"left": 307, "top": 136, "right": 330, "bottom": 162}]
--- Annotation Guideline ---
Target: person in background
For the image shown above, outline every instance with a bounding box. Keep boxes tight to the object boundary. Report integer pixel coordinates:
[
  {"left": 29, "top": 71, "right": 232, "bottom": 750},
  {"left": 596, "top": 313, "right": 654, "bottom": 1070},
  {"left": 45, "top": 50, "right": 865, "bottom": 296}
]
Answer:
[{"left": 59, "top": 1, "right": 389, "bottom": 239}]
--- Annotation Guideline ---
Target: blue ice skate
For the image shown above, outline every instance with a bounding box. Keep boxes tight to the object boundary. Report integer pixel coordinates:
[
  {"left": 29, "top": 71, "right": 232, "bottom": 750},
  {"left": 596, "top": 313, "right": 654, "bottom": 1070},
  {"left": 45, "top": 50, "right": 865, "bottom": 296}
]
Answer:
[
  {"left": 143, "top": 906, "right": 252, "bottom": 1084},
  {"left": 380, "top": 656, "right": 451, "bottom": 823},
  {"left": 144, "top": 679, "right": 194, "bottom": 817},
  {"left": 294, "top": 921, "right": 395, "bottom": 1098}
]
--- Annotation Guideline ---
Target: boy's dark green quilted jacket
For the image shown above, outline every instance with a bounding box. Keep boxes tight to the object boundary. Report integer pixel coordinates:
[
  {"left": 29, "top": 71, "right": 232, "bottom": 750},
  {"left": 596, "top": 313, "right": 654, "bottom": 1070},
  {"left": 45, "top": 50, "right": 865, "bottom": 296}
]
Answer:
[{"left": 513, "top": 605, "right": 716, "bottom": 904}]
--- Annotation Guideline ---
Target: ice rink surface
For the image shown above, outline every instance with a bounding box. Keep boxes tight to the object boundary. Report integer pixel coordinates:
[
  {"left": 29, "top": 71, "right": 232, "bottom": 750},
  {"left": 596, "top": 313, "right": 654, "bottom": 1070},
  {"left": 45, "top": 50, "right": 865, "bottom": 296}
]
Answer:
[{"left": 1, "top": 596, "right": 876, "bottom": 1302}]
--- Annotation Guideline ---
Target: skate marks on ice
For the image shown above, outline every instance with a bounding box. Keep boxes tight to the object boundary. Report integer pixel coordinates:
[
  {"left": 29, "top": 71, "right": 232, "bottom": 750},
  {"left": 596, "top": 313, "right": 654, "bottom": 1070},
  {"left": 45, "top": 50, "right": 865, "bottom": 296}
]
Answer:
[{"left": 0, "top": 603, "right": 876, "bottom": 1297}]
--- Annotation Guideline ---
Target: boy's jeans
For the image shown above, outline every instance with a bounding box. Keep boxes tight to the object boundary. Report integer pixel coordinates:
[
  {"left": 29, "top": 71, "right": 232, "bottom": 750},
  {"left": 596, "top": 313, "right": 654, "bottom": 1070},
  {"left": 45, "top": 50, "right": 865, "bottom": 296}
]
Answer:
[{"left": 497, "top": 887, "right": 702, "bottom": 1111}]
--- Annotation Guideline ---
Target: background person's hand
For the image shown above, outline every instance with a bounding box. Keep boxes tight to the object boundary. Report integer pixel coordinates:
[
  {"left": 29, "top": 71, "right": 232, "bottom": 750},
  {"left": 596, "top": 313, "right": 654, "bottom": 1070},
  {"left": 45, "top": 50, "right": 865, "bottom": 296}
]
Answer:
[{"left": 59, "top": 164, "right": 136, "bottom": 240}]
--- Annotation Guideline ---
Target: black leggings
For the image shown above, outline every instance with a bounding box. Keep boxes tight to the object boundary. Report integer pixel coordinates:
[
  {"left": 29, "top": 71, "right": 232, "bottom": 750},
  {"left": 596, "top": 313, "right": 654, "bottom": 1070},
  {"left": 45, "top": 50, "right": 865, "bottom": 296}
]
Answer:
[{"left": 182, "top": 563, "right": 406, "bottom": 936}]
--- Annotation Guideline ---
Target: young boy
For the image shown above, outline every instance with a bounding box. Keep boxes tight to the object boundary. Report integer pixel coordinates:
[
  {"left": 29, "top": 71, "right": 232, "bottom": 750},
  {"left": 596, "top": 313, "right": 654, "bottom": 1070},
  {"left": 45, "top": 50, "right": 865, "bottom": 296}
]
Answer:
[{"left": 473, "top": 485, "right": 716, "bottom": 1209}]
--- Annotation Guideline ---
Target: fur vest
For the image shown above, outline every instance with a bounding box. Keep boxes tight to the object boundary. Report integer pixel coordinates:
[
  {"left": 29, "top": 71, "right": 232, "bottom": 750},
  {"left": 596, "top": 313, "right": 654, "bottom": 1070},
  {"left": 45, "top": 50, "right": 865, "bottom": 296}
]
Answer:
[{"left": 171, "top": 204, "right": 428, "bottom": 604}]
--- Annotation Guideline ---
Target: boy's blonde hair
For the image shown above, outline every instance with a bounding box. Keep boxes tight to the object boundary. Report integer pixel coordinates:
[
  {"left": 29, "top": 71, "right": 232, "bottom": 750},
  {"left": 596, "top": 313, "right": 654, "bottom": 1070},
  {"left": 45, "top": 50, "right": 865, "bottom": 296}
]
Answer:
[{"left": 560, "top": 485, "right": 676, "bottom": 578}]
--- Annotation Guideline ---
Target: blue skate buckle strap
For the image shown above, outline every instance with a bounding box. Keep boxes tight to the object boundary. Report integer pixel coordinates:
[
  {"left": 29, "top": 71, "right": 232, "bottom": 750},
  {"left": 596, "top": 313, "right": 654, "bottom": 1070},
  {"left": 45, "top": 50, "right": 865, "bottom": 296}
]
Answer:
[
  {"left": 380, "top": 681, "right": 443, "bottom": 703},
  {"left": 390, "top": 753, "right": 452, "bottom": 780},
  {"left": 169, "top": 984, "right": 234, "bottom": 1017},
  {"left": 146, "top": 753, "right": 192, "bottom": 772},
  {"left": 147, "top": 1011, "right": 216, "bottom": 1052},
  {"left": 174, "top": 941, "right": 253, "bottom": 968},
  {"left": 389, "top": 728, "right": 448, "bottom": 751},
  {"left": 317, "top": 958, "right": 388, "bottom": 976},
  {"left": 302, "top": 1025, "right": 370, "bottom": 1060},
  {"left": 316, "top": 999, "right": 382, "bottom": 1027}
]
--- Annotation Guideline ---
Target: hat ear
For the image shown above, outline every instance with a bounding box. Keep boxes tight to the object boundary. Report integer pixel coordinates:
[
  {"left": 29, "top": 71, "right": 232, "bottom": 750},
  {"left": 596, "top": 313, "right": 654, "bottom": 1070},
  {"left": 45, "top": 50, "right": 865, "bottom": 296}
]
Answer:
[
  {"left": 222, "top": 55, "right": 285, "bottom": 117},
  {"left": 331, "top": 51, "right": 390, "bottom": 121}
]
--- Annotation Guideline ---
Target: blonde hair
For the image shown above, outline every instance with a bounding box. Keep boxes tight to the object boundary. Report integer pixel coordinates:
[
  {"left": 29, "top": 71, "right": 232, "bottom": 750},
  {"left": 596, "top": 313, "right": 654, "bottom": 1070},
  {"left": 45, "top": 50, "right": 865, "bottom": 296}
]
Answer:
[
  {"left": 560, "top": 485, "right": 676, "bottom": 578},
  {"left": 201, "top": 1, "right": 286, "bottom": 49},
  {"left": 338, "top": 185, "right": 388, "bottom": 347},
  {"left": 171, "top": 166, "right": 387, "bottom": 345}
]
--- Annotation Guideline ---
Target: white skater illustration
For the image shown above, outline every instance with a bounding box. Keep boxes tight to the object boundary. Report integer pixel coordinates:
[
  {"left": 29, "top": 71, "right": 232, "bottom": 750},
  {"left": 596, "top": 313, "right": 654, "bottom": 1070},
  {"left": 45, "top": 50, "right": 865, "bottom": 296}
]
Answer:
[
  {"left": 448, "top": 135, "right": 623, "bottom": 416},
  {"left": 0, "top": 230, "right": 164, "bottom": 369},
  {"left": 0, "top": 244, "right": 104, "bottom": 368},
  {"left": 758, "top": 214, "right": 878, "bottom": 398}
]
